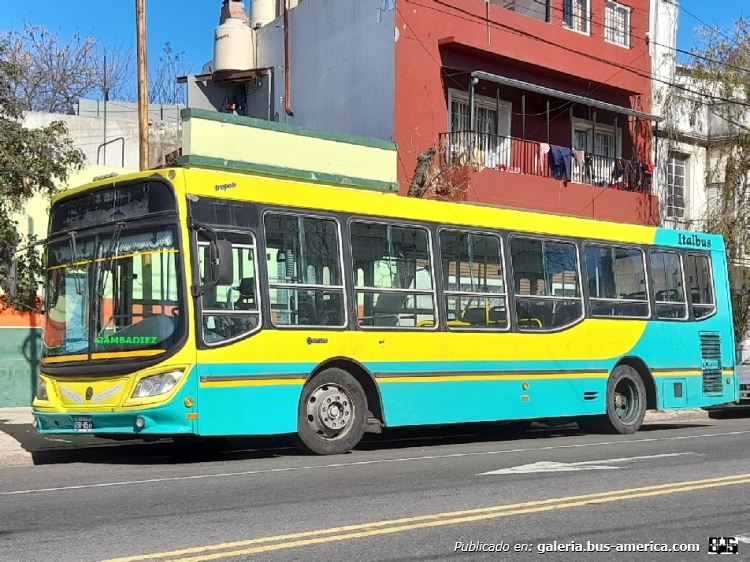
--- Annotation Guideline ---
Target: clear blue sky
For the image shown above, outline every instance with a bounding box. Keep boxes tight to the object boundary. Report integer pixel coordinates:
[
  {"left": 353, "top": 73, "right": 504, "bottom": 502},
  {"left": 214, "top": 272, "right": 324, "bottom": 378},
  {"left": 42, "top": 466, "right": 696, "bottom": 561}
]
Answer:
[
  {"left": 0, "top": 0, "right": 222, "bottom": 76},
  {"left": 676, "top": 0, "right": 746, "bottom": 55},
  {"left": 0, "top": 0, "right": 746, "bottom": 87}
]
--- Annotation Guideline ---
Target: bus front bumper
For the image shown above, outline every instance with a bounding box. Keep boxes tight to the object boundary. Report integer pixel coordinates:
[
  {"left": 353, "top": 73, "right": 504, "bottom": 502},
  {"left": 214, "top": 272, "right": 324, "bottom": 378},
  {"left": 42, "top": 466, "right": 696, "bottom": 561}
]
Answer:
[{"left": 33, "top": 407, "right": 194, "bottom": 436}]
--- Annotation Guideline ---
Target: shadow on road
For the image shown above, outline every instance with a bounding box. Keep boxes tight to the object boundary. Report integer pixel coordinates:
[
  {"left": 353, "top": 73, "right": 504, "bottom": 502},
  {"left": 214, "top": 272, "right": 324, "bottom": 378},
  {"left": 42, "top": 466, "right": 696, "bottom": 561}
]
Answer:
[{"left": 0, "top": 417, "right": 722, "bottom": 466}]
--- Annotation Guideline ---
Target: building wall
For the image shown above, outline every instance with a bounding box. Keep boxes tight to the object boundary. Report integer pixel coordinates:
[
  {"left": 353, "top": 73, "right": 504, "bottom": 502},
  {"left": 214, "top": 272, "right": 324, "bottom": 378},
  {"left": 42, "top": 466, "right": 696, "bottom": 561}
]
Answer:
[
  {"left": 252, "top": 0, "right": 396, "bottom": 140},
  {"left": 23, "top": 111, "right": 181, "bottom": 170}
]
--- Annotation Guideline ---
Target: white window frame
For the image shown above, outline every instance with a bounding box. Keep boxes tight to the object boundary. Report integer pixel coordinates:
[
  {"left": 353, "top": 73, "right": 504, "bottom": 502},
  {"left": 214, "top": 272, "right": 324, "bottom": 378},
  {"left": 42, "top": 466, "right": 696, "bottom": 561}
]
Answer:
[
  {"left": 605, "top": 1, "right": 631, "bottom": 48},
  {"left": 562, "top": 0, "right": 590, "bottom": 35},
  {"left": 666, "top": 153, "right": 688, "bottom": 219},
  {"left": 447, "top": 89, "right": 512, "bottom": 168},
  {"left": 571, "top": 118, "right": 622, "bottom": 156},
  {"left": 447, "top": 89, "right": 511, "bottom": 137}
]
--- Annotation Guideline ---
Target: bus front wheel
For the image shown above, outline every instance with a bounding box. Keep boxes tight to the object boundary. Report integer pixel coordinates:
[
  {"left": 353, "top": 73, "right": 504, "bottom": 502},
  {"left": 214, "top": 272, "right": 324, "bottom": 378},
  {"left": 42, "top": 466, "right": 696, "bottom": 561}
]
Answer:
[
  {"left": 294, "top": 368, "right": 367, "bottom": 455},
  {"left": 580, "top": 365, "right": 646, "bottom": 434}
]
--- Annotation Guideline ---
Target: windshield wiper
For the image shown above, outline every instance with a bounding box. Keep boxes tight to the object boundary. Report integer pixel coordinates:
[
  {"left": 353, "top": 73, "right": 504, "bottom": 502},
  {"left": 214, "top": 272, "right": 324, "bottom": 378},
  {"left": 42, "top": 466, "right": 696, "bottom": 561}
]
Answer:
[
  {"left": 66, "top": 231, "right": 85, "bottom": 295},
  {"left": 94, "top": 222, "right": 126, "bottom": 339}
]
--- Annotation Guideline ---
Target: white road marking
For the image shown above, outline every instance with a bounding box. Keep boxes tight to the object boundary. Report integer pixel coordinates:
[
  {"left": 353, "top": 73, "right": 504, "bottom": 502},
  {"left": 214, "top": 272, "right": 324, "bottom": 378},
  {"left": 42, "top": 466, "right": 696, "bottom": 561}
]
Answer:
[
  {"left": 478, "top": 452, "right": 695, "bottom": 475},
  {"left": 735, "top": 535, "right": 750, "bottom": 544},
  {"left": 0, "top": 430, "right": 746, "bottom": 496}
]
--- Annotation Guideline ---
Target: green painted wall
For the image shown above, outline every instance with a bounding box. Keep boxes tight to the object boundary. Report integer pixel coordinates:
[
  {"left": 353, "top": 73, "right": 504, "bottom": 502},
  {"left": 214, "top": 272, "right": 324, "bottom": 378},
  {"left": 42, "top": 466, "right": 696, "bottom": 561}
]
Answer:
[{"left": 0, "top": 328, "right": 40, "bottom": 407}]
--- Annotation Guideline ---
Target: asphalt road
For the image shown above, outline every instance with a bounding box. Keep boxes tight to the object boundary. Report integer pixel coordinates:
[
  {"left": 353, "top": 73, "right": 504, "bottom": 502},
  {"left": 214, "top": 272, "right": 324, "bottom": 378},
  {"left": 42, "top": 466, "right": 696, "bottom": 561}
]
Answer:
[{"left": 2, "top": 418, "right": 750, "bottom": 562}]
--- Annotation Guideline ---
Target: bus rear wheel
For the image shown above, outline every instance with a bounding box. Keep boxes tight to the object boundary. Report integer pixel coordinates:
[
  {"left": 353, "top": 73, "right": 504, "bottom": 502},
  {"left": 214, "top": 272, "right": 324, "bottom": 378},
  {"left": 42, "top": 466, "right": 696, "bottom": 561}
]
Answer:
[
  {"left": 294, "top": 368, "right": 367, "bottom": 455},
  {"left": 579, "top": 365, "right": 646, "bottom": 434}
]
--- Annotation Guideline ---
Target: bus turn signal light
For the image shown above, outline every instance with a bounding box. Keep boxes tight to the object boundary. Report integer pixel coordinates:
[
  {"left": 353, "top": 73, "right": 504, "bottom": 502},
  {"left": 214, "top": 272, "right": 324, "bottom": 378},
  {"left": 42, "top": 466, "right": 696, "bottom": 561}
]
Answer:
[
  {"left": 187, "top": 413, "right": 198, "bottom": 420},
  {"left": 184, "top": 397, "right": 194, "bottom": 408},
  {"left": 522, "top": 382, "right": 529, "bottom": 390}
]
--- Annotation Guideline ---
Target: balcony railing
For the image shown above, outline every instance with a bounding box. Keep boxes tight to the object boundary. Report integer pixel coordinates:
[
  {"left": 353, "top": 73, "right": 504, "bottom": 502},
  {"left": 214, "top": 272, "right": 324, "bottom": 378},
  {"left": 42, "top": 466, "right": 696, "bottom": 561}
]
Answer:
[{"left": 439, "top": 131, "right": 652, "bottom": 193}]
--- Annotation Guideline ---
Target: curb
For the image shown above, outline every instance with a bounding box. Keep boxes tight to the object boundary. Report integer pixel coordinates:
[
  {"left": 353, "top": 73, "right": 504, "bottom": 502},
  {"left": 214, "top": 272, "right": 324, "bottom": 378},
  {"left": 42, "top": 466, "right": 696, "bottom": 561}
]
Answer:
[{"left": 644, "top": 408, "right": 709, "bottom": 422}]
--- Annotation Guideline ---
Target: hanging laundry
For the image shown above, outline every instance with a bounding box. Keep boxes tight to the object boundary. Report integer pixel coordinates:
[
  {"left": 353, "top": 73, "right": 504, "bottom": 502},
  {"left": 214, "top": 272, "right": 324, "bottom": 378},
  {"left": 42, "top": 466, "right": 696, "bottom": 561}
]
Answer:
[
  {"left": 538, "top": 143, "right": 550, "bottom": 174},
  {"left": 549, "top": 146, "right": 572, "bottom": 181}
]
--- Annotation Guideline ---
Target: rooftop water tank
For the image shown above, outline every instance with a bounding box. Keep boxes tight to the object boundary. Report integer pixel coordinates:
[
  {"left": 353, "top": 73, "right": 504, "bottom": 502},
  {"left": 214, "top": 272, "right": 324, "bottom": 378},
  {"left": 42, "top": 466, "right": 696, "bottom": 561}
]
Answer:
[
  {"left": 213, "top": 18, "right": 255, "bottom": 72},
  {"left": 251, "top": 0, "right": 275, "bottom": 29}
]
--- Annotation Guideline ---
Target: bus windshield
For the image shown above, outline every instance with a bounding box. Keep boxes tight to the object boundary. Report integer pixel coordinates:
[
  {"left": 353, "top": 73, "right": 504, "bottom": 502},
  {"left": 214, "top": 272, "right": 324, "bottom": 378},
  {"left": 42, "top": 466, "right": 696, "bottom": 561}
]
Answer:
[{"left": 43, "top": 226, "right": 184, "bottom": 361}]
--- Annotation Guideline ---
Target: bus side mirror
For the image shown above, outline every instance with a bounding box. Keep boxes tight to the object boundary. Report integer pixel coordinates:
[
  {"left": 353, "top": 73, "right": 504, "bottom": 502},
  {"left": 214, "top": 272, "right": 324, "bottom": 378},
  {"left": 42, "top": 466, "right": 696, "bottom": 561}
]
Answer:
[{"left": 210, "top": 239, "right": 234, "bottom": 286}]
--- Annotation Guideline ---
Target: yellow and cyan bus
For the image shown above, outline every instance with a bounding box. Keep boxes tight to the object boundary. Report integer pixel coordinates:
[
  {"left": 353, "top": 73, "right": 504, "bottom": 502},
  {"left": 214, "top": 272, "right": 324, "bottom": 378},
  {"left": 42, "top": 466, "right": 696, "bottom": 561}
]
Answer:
[{"left": 25, "top": 167, "right": 737, "bottom": 454}]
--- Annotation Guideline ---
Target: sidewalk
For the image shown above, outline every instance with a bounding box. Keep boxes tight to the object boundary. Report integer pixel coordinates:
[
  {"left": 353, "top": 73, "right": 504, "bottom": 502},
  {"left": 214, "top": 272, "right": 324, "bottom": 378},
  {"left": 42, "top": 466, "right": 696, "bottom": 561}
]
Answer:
[
  {"left": 0, "top": 406, "right": 711, "bottom": 468},
  {"left": 0, "top": 407, "right": 34, "bottom": 467}
]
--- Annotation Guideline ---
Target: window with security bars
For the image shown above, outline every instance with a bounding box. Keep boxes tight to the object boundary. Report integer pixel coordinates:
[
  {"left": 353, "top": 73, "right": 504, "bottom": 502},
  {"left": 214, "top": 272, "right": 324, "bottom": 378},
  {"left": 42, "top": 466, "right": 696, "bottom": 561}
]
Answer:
[
  {"left": 450, "top": 96, "right": 498, "bottom": 137},
  {"left": 563, "top": 0, "right": 589, "bottom": 34},
  {"left": 667, "top": 153, "right": 687, "bottom": 218},
  {"left": 605, "top": 1, "right": 630, "bottom": 48},
  {"left": 448, "top": 93, "right": 511, "bottom": 168}
]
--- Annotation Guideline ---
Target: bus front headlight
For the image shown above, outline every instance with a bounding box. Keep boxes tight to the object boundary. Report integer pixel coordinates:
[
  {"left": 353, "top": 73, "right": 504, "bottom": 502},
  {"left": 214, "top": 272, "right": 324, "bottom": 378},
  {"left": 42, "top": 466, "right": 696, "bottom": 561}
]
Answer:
[{"left": 132, "top": 370, "right": 185, "bottom": 399}]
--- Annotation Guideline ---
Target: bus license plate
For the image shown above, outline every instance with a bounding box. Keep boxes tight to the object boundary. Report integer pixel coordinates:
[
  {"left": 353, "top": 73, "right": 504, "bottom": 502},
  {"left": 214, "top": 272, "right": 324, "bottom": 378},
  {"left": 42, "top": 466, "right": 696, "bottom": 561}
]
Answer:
[{"left": 73, "top": 418, "right": 93, "bottom": 432}]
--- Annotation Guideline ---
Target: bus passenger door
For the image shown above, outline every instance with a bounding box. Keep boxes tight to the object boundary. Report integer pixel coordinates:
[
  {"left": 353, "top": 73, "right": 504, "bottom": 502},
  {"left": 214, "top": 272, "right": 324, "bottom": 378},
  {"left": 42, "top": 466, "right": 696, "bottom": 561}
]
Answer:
[{"left": 194, "top": 230, "right": 262, "bottom": 435}]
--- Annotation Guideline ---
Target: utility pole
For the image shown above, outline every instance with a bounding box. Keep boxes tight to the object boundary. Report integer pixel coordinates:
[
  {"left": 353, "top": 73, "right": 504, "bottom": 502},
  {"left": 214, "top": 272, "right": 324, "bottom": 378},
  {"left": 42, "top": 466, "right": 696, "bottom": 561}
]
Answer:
[
  {"left": 103, "top": 54, "right": 108, "bottom": 166},
  {"left": 136, "top": 0, "right": 149, "bottom": 170}
]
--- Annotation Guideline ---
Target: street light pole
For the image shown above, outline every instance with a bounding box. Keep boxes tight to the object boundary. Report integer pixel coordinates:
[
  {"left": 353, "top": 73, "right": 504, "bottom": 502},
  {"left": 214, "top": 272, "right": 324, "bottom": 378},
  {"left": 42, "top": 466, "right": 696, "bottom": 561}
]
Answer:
[{"left": 136, "top": 0, "right": 149, "bottom": 170}]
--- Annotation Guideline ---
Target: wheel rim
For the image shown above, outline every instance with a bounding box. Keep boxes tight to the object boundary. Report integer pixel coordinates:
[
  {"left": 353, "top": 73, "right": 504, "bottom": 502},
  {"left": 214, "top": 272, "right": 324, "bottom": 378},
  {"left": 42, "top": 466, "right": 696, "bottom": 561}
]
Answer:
[
  {"left": 613, "top": 378, "right": 639, "bottom": 424},
  {"left": 306, "top": 383, "right": 354, "bottom": 440}
]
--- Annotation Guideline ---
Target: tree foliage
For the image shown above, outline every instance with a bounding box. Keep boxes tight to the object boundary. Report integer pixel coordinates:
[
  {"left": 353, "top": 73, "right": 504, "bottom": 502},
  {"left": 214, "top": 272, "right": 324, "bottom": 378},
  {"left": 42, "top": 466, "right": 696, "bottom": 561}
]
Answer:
[
  {"left": 148, "top": 42, "right": 191, "bottom": 106},
  {"left": 658, "top": 19, "right": 750, "bottom": 351},
  {"left": 0, "top": 44, "right": 85, "bottom": 311},
  {"left": 2, "top": 24, "right": 133, "bottom": 114}
]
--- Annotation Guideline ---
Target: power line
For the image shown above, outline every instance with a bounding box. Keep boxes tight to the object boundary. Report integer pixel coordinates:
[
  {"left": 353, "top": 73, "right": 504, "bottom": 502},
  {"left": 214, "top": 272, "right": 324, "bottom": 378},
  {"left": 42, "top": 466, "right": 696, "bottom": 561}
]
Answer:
[
  {"left": 664, "top": 0, "right": 735, "bottom": 43},
  {"left": 650, "top": 40, "right": 750, "bottom": 75}
]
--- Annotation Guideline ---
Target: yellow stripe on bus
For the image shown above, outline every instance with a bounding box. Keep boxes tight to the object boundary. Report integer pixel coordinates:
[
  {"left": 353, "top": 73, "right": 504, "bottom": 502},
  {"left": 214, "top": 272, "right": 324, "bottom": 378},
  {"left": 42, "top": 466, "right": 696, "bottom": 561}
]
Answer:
[
  {"left": 199, "top": 379, "right": 306, "bottom": 388},
  {"left": 47, "top": 249, "right": 179, "bottom": 270}
]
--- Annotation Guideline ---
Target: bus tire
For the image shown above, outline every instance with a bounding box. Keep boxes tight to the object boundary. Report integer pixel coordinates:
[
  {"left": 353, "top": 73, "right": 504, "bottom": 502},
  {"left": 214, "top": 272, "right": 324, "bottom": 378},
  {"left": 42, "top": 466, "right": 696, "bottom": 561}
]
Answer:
[
  {"left": 587, "top": 364, "right": 647, "bottom": 434},
  {"left": 294, "top": 368, "right": 367, "bottom": 455}
]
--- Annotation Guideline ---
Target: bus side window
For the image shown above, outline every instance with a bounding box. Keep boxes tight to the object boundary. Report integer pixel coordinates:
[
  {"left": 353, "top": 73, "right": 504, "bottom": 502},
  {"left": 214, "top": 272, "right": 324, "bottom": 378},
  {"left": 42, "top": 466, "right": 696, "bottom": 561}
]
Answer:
[
  {"left": 586, "top": 244, "right": 649, "bottom": 318},
  {"left": 439, "top": 229, "right": 508, "bottom": 330},
  {"left": 198, "top": 232, "right": 260, "bottom": 345},
  {"left": 685, "top": 253, "right": 716, "bottom": 319},
  {"left": 650, "top": 249, "right": 687, "bottom": 320},
  {"left": 351, "top": 221, "right": 436, "bottom": 329},
  {"left": 263, "top": 213, "right": 346, "bottom": 328},
  {"left": 510, "top": 236, "right": 583, "bottom": 331}
]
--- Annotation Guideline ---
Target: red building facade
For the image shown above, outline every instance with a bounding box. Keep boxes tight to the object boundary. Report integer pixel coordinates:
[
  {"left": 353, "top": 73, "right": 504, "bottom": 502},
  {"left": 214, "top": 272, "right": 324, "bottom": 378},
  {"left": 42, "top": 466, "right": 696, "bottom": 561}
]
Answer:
[{"left": 394, "top": 0, "right": 659, "bottom": 225}]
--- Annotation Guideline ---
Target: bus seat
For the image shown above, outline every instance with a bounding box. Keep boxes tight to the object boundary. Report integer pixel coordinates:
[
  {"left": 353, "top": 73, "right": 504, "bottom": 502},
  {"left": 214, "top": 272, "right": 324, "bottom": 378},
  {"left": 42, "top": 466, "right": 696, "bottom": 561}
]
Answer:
[
  {"left": 461, "top": 307, "right": 486, "bottom": 325},
  {"left": 234, "top": 277, "right": 256, "bottom": 310},
  {"left": 488, "top": 306, "right": 506, "bottom": 322},
  {"left": 317, "top": 291, "right": 343, "bottom": 325},
  {"left": 374, "top": 314, "right": 399, "bottom": 326}
]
